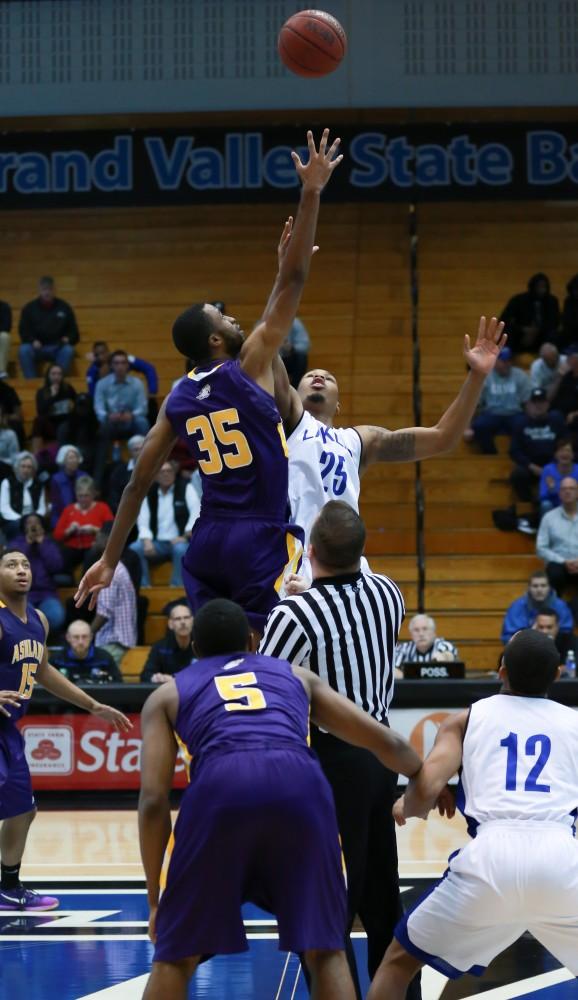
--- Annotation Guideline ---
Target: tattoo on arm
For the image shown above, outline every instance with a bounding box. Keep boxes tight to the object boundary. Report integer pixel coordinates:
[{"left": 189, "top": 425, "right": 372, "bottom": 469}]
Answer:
[{"left": 371, "top": 428, "right": 416, "bottom": 462}]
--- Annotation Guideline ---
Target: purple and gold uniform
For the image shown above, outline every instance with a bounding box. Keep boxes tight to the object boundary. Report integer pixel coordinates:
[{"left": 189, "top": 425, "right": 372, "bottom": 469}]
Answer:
[
  {"left": 166, "top": 361, "right": 303, "bottom": 631},
  {"left": 154, "top": 652, "right": 347, "bottom": 961},
  {"left": 0, "top": 602, "right": 45, "bottom": 819}
]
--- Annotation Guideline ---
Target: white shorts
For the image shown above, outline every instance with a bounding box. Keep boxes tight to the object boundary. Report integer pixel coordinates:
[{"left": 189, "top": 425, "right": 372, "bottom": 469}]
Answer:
[{"left": 397, "top": 821, "right": 578, "bottom": 978}]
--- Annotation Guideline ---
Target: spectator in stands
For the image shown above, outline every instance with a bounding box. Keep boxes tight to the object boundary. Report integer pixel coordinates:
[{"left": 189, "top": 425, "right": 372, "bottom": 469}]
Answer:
[
  {"left": 464, "top": 347, "right": 531, "bottom": 453},
  {"left": 536, "top": 476, "right": 578, "bottom": 620},
  {"left": 538, "top": 438, "right": 578, "bottom": 516},
  {"left": 130, "top": 461, "right": 200, "bottom": 587},
  {"left": 92, "top": 350, "right": 149, "bottom": 484},
  {"left": 500, "top": 272, "right": 560, "bottom": 354},
  {"left": 86, "top": 340, "right": 157, "bottom": 397},
  {"left": 0, "top": 407, "right": 20, "bottom": 474},
  {"left": 32, "top": 363, "right": 77, "bottom": 449},
  {"left": 509, "top": 389, "right": 565, "bottom": 502},
  {"left": 532, "top": 608, "right": 578, "bottom": 667},
  {"left": 394, "top": 614, "right": 459, "bottom": 672},
  {"left": 140, "top": 603, "right": 194, "bottom": 683},
  {"left": 90, "top": 527, "right": 137, "bottom": 666},
  {"left": 0, "top": 378, "right": 24, "bottom": 447},
  {"left": 12, "top": 513, "right": 66, "bottom": 635},
  {"left": 550, "top": 343, "right": 578, "bottom": 437},
  {"left": 280, "top": 317, "right": 311, "bottom": 389},
  {"left": 560, "top": 274, "right": 578, "bottom": 351},
  {"left": 0, "top": 452, "right": 47, "bottom": 540},
  {"left": 530, "top": 343, "right": 567, "bottom": 395},
  {"left": 500, "top": 569, "right": 573, "bottom": 643},
  {"left": 52, "top": 619, "right": 122, "bottom": 683},
  {"left": 0, "top": 298, "right": 12, "bottom": 379},
  {"left": 49, "top": 445, "right": 84, "bottom": 528},
  {"left": 106, "top": 434, "right": 145, "bottom": 512},
  {"left": 18, "top": 276, "right": 79, "bottom": 378},
  {"left": 53, "top": 475, "right": 113, "bottom": 570}
]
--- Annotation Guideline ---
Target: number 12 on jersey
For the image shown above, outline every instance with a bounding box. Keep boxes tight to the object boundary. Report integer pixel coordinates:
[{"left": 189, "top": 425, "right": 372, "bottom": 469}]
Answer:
[{"left": 500, "top": 731, "right": 551, "bottom": 793}]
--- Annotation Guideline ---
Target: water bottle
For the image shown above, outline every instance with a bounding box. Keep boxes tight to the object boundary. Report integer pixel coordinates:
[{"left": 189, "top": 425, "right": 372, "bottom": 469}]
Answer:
[{"left": 565, "top": 649, "right": 576, "bottom": 679}]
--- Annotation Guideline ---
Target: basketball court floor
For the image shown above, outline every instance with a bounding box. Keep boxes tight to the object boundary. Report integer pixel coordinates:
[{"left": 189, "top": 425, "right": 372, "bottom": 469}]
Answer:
[{"left": 1, "top": 807, "right": 576, "bottom": 999}]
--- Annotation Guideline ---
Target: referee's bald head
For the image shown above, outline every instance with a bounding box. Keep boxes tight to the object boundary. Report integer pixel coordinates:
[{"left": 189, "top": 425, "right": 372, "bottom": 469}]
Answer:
[{"left": 309, "top": 501, "right": 366, "bottom": 571}]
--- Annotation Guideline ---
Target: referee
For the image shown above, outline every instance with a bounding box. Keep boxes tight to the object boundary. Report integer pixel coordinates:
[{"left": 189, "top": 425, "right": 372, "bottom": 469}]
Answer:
[{"left": 259, "top": 501, "right": 420, "bottom": 1000}]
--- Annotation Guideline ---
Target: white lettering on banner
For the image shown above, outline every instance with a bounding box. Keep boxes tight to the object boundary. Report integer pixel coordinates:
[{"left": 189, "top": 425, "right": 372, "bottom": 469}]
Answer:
[{"left": 78, "top": 729, "right": 185, "bottom": 775}]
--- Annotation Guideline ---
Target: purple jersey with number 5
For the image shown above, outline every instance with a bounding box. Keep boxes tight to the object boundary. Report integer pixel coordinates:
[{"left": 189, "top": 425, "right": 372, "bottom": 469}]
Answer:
[
  {"left": 166, "top": 361, "right": 290, "bottom": 520},
  {"left": 174, "top": 652, "right": 309, "bottom": 761}
]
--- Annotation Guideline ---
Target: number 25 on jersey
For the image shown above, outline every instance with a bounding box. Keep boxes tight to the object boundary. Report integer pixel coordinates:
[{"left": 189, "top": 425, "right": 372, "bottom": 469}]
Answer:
[{"left": 186, "top": 408, "right": 253, "bottom": 475}]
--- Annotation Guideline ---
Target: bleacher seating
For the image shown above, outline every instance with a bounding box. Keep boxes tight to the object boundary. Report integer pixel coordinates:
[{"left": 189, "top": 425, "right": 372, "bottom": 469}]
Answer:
[{"left": 2, "top": 198, "right": 576, "bottom": 679}]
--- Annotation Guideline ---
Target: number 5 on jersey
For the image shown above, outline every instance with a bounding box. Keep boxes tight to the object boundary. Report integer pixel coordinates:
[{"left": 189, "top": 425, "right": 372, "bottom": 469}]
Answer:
[
  {"left": 214, "top": 672, "right": 267, "bottom": 712},
  {"left": 186, "top": 407, "right": 253, "bottom": 475}
]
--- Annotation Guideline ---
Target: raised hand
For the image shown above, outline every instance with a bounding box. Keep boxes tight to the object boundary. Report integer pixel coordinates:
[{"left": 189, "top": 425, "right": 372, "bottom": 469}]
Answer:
[
  {"left": 464, "top": 316, "right": 507, "bottom": 376},
  {"left": 74, "top": 557, "right": 115, "bottom": 611},
  {"left": 278, "top": 215, "right": 319, "bottom": 267},
  {"left": 291, "top": 128, "right": 343, "bottom": 193}
]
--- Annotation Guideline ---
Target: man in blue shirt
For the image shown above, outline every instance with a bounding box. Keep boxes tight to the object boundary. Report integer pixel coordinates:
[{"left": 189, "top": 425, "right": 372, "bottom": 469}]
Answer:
[
  {"left": 93, "top": 350, "right": 149, "bottom": 485},
  {"left": 509, "top": 388, "right": 565, "bottom": 501},
  {"left": 51, "top": 619, "right": 122, "bottom": 682},
  {"left": 501, "top": 569, "right": 573, "bottom": 643},
  {"left": 86, "top": 340, "right": 158, "bottom": 398}
]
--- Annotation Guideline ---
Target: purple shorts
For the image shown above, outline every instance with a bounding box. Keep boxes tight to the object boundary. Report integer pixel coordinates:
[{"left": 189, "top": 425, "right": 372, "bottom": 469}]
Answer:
[
  {"left": 154, "top": 747, "right": 347, "bottom": 962},
  {"left": 0, "top": 726, "right": 35, "bottom": 820},
  {"left": 182, "top": 516, "right": 303, "bottom": 633}
]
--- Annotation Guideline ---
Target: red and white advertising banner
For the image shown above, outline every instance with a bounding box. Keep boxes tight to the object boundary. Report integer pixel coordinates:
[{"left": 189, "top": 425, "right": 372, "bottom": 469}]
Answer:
[{"left": 17, "top": 714, "right": 189, "bottom": 791}]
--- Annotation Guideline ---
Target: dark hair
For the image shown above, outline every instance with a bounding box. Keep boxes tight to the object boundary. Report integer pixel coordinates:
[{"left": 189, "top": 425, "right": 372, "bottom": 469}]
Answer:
[
  {"left": 0, "top": 548, "right": 29, "bottom": 563},
  {"left": 39, "top": 275, "right": 54, "bottom": 287},
  {"left": 310, "top": 500, "right": 366, "bottom": 569},
  {"left": 21, "top": 513, "right": 46, "bottom": 532},
  {"left": 93, "top": 340, "right": 108, "bottom": 350},
  {"left": 192, "top": 599, "right": 249, "bottom": 657},
  {"left": 172, "top": 303, "right": 216, "bottom": 363},
  {"left": 110, "top": 350, "right": 128, "bottom": 363},
  {"left": 535, "top": 608, "right": 559, "bottom": 623},
  {"left": 503, "top": 629, "right": 560, "bottom": 695},
  {"left": 43, "top": 363, "right": 64, "bottom": 387},
  {"left": 528, "top": 272, "right": 550, "bottom": 294},
  {"left": 555, "top": 437, "right": 574, "bottom": 452},
  {"left": 529, "top": 570, "right": 548, "bottom": 583}
]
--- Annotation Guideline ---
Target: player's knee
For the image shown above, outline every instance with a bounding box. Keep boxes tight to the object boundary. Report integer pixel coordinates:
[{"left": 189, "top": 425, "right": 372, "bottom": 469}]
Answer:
[{"left": 303, "top": 947, "right": 345, "bottom": 971}]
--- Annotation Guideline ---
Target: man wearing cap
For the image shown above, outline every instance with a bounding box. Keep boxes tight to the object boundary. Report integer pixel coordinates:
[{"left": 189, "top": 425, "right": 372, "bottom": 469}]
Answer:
[
  {"left": 550, "top": 344, "right": 578, "bottom": 436},
  {"left": 509, "top": 389, "right": 565, "bottom": 502},
  {"left": 465, "top": 347, "right": 531, "bottom": 454}
]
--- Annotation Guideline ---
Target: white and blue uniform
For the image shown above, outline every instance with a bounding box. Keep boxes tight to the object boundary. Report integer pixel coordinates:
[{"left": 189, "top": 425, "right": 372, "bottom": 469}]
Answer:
[
  {"left": 288, "top": 410, "right": 366, "bottom": 578},
  {"left": 397, "top": 693, "right": 578, "bottom": 978}
]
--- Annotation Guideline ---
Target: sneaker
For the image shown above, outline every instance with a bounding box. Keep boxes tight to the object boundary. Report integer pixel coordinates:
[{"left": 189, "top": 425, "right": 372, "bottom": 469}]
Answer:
[
  {"left": 0, "top": 886, "right": 59, "bottom": 911},
  {"left": 516, "top": 517, "right": 537, "bottom": 535}
]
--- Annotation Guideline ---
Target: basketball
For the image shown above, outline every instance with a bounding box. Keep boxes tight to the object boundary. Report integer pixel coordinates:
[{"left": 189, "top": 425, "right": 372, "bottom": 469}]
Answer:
[{"left": 278, "top": 9, "right": 347, "bottom": 78}]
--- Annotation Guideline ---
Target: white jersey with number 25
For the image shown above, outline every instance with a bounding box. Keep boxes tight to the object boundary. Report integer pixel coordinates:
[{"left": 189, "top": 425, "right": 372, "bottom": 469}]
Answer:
[
  {"left": 459, "top": 693, "right": 578, "bottom": 831},
  {"left": 288, "top": 410, "right": 362, "bottom": 549}
]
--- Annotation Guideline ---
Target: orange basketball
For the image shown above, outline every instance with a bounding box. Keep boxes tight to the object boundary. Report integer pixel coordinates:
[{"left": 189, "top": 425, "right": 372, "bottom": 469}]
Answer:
[{"left": 278, "top": 9, "right": 347, "bottom": 78}]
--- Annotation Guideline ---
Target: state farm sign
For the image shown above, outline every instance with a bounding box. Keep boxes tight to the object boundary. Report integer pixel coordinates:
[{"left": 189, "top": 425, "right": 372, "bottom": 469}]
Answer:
[{"left": 18, "top": 714, "right": 188, "bottom": 790}]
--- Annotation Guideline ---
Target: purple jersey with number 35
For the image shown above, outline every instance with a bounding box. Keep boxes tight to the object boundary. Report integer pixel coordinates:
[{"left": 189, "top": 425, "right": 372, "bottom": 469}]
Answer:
[{"left": 166, "top": 361, "right": 290, "bottom": 520}]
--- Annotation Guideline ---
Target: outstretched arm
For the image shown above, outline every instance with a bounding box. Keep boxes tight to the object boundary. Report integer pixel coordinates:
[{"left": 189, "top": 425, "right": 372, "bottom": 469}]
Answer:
[
  {"left": 395, "top": 710, "right": 468, "bottom": 824},
  {"left": 356, "top": 316, "right": 506, "bottom": 471},
  {"left": 35, "top": 614, "right": 131, "bottom": 731},
  {"left": 241, "top": 129, "right": 342, "bottom": 392},
  {"left": 74, "top": 399, "right": 177, "bottom": 609},
  {"left": 294, "top": 667, "right": 422, "bottom": 778}
]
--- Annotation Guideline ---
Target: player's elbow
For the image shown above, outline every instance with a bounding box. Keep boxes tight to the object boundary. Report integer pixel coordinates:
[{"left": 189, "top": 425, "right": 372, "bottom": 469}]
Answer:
[{"left": 138, "top": 788, "right": 169, "bottom": 815}]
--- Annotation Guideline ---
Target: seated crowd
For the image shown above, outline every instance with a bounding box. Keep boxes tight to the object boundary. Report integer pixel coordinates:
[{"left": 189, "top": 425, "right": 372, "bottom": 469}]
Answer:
[{"left": 0, "top": 288, "right": 314, "bottom": 684}]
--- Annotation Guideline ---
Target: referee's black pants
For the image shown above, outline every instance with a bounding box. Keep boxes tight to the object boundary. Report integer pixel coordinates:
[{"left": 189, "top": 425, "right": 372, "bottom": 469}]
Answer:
[{"left": 310, "top": 728, "right": 421, "bottom": 1000}]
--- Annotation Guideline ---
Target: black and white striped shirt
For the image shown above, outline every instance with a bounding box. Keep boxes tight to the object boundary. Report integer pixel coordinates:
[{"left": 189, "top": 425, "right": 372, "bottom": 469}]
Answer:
[
  {"left": 394, "top": 638, "right": 458, "bottom": 668},
  {"left": 258, "top": 571, "right": 405, "bottom": 723}
]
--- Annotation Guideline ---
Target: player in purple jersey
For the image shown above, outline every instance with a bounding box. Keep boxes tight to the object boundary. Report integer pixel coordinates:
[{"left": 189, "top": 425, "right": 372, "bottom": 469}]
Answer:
[
  {"left": 75, "top": 128, "right": 343, "bottom": 634},
  {"left": 137, "top": 598, "right": 422, "bottom": 1000},
  {"left": 0, "top": 550, "right": 130, "bottom": 912}
]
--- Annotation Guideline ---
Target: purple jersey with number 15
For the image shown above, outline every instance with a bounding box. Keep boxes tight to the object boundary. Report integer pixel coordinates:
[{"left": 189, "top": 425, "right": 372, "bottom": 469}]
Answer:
[{"left": 166, "top": 360, "right": 290, "bottom": 520}]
